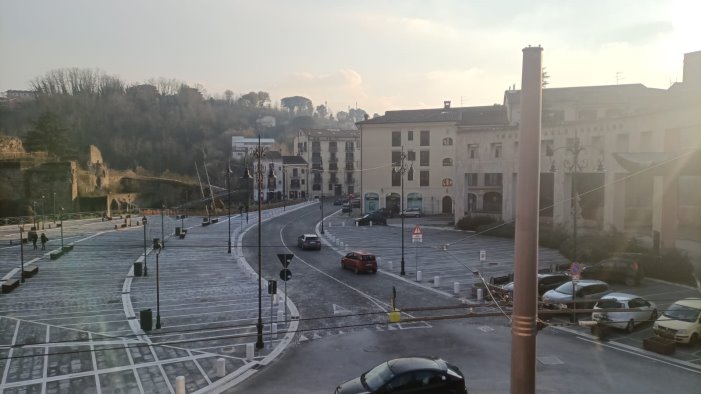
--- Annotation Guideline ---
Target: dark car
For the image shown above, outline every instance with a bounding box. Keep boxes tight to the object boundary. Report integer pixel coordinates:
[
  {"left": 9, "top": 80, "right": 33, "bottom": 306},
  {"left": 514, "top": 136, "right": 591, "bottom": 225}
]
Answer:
[
  {"left": 501, "top": 272, "right": 571, "bottom": 297},
  {"left": 374, "top": 207, "right": 394, "bottom": 218},
  {"left": 355, "top": 213, "right": 387, "bottom": 226},
  {"left": 334, "top": 198, "right": 345, "bottom": 206},
  {"left": 297, "top": 234, "right": 321, "bottom": 250},
  {"left": 335, "top": 356, "right": 467, "bottom": 394},
  {"left": 581, "top": 255, "right": 645, "bottom": 286},
  {"left": 341, "top": 251, "right": 377, "bottom": 274},
  {"left": 351, "top": 197, "right": 361, "bottom": 208},
  {"left": 342, "top": 203, "right": 352, "bottom": 213}
]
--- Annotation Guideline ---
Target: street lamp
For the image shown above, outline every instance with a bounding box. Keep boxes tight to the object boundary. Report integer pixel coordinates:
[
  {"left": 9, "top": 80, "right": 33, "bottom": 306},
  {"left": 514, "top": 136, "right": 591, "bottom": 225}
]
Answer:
[
  {"left": 19, "top": 226, "right": 25, "bottom": 283},
  {"left": 227, "top": 161, "right": 232, "bottom": 254},
  {"left": 320, "top": 193, "right": 325, "bottom": 234},
  {"left": 53, "top": 192, "right": 56, "bottom": 223},
  {"left": 60, "top": 208, "right": 64, "bottom": 250},
  {"left": 154, "top": 238, "right": 162, "bottom": 329},
  {"left": 392, "top": 146, "right": 413, "bottom": 276},
  {"left": 161, "top": 204, "right": 165, "bottom": 250},
  {"left": 244, "top": 135, "right": 266, "bottom": 349},
  {"left": 41, "top": 195, "right": 45, "bottom": 230},
  {"left": 549, "top": 129, "right": 605, "bottom": 321},
  {"left": 142, "top": 215, "right": 148, "bottom": 276}
]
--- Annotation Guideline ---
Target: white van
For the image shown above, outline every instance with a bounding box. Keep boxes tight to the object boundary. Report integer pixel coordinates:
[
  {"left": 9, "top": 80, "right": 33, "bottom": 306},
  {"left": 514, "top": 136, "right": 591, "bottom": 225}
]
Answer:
[{"left": 653, "top": 298, "right": 701, "bottom": 345}]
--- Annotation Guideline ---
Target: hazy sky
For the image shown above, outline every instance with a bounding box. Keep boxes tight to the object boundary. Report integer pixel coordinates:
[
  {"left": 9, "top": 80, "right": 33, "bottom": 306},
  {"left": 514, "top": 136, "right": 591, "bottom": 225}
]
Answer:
[{"left": 1, "top": 0, "right": 698, "bottom": 115}]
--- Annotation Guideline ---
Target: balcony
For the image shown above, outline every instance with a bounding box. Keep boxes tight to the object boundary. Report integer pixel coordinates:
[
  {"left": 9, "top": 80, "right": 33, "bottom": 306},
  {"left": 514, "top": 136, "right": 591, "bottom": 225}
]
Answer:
[
  {"left": 345, "top": 162, "right": 354, "bottom": 171},
  {"left": 345, "top": 153, "right": 355, "bottom": 161}
]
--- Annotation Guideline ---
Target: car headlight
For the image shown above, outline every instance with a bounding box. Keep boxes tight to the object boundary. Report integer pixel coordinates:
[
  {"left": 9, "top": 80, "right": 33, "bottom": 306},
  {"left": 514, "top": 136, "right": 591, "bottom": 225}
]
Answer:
[{"left": 677, "top": 329, "right": 688, "bottom": 335}]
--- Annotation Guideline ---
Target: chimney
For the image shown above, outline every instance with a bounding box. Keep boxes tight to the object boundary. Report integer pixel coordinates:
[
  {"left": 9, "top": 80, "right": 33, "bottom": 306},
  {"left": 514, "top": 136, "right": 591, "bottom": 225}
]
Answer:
[{"left": 444, "top": 100, "right": 451, "bottom": 109}]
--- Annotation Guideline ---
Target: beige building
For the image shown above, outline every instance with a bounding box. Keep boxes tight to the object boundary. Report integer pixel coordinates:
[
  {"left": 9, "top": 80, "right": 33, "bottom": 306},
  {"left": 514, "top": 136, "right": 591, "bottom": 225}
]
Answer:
[
  {"left": 293, "top": 129, "right": 360, "bottom": 199},
  {"left": 357, "top": 50, "right": 701, "bottom": 248}
]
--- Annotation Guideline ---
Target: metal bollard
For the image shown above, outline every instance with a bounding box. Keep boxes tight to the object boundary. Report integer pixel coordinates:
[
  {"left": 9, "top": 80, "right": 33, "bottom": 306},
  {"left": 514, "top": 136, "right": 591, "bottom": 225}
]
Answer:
[
  {"left": 355, "top": 221, "right": 358, "bottom": 227},
  {"left": 454, "top": 282, "right": 460, "bottom": 294},
  {"left": 216, "top": 358, "right": 226, "bottom": 378},
  {"left": 417, "top": 270, "right": 422, "bottom": 281},
  {"left": 272, "top": 323, "right": 278, "bottom": 339},
  {"left": 246, "top": 343, "right": 255, "bottom": 361},
  {"left": 477, "top": 288, "right": 484, "bottom": 302},
  {"left": 175, "top": 376, "right": 185, "bottom": 394},
  {"left": 433, "top": 276, "right": 440, "bottom": 287}
]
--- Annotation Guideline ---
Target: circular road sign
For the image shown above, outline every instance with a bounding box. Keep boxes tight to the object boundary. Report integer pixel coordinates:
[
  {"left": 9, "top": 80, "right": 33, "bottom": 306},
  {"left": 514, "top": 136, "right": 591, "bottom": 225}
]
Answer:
[{"left": 279, "top": 269, "right": 292, "bottom": 281}]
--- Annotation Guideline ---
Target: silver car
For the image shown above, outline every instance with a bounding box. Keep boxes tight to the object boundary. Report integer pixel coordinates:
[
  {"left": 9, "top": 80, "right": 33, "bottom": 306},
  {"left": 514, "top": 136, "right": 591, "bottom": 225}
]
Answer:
[
  {"left": 592, "top": 293, "right": 657, "bottom": 332},
  {"left": 542, "top": 279, "right": 610, "bottom": 309}
]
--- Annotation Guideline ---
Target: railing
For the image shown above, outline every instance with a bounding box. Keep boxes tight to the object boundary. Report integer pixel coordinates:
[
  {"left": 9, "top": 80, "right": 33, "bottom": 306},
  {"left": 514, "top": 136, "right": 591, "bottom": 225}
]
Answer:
[{"left": 0, "top": 209, "right": 143, "bottom": 227}]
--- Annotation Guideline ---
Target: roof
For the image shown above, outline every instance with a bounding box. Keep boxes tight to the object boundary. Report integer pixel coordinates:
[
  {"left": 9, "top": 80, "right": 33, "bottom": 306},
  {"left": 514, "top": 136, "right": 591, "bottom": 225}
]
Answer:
[
  {"left": 282, "top": 155, "right": 307, "bottom": 165},
  {"left": 387, "top": 357, "right": 445, "bottom": 374},
  {"left": 356, "top": 105, "right": 509, "bottom": 127},
  {"left": 601, "top": 292, "right": 639, "bottom": 301},
  {"left": 299, "top": 128, "right": 359, "bottom": 138},
  {"left": 675, "top": 298, "right": 701, "bottom": 308},
  {"left": 504, "top": 84, "right": 665, "bottom": 107},
  {"left": 265, "top": 151, "right": 282, "bottom": 160}
]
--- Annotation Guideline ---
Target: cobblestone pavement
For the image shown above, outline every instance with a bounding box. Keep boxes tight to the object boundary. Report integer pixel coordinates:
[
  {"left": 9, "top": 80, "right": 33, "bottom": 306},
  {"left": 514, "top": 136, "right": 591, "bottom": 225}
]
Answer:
[{"left": 0, "top": 205, "right": 308, "bottom": 393}]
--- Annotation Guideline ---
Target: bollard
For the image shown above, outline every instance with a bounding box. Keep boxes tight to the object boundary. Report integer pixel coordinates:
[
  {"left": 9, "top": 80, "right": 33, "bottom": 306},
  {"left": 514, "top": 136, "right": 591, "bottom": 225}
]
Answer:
[
  {"left": 417, "top": 270, "right": 422, "bottom": 282},
  {"left": 342, "top": 222, "right": 345, "bottom": 227},
  {"left": 355, "top": 221, "right": 358, "bottom": 227},
  {"left": 272, "top": 323, "right": 278, "bottom": 339},
  {"left": 369, "top": 221, "right": 373, "bottom": 226},
  {"left": 433, "top": 276, "right": 440, "bottom": 287},
  {"left": 454, "top": 282, "right": 461, "bottom": 294},
  {"left": 216, "top": 358, "right": 226, "bottom": 378},
  {"left": 246, "top": 343, "right": 255, "bottom": 361},
  {"left": 477, "top": 288, "right": 484, "bottom": 302},
  {"left": 388, "top": 261, "right": 393, "bottom": 271},
  {"left": 175, "top": 376, "right": 185, "bottom": 394}
]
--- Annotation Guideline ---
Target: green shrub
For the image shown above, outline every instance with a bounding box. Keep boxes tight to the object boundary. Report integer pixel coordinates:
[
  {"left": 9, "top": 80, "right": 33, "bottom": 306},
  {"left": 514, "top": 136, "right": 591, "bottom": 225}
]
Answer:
[{"left": 456, "top": 214, "right": 497, "bottom": 231}]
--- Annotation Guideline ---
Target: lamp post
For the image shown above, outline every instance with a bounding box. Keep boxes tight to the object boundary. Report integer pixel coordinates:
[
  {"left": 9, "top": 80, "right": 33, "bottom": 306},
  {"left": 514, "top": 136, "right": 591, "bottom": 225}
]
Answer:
[
  {"left": 154, "top": 239, "right": 162, "bottom": 329},
  {"left": 161, "top": 205, "right": 165, "bottom": 250},
  {"left": 142, "top": 216, "right": 148, "bottom": 276},
  {"left": 53, "top": 192, "right": 56, "bottom": 223},
  {"left": 393, "top": 146, "right": 413, "bottom": 276},
  {"left": 32, "top": 201, "right": 37, "bottom": 229},
  {"left": 60, "top": 208, "right": 64, "bottom": 250},
  {"left": 549, "top": 129, "right": 605, "bottom": 322},
  {"left": 320, "top": 193, "right": 325, "bottom": 234},
  {"left": 41, "top": 195, "right": 45, "bottom": 230},
  {"left": 227, "top": 161, "right": 232, "bottom": 254},
  {"left": 244, "top": 135, "right": 265, "bottom": 349}
]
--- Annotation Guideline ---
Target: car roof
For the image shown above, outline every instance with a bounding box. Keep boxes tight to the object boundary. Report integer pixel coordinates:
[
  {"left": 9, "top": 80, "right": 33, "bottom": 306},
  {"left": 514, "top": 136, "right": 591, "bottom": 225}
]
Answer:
[
  {"left": 601, "top": 292, "right": 640, "bottom": 301},
  {"left": 387, "top": 357, "right": 445, "bottom": 374},
  {"left": 302, "top": 234, "right": 317, "bottom": 237},
  {"left": 675, "top": 298, "right": 701, "bottom": 308},
  {"left": 562, "top": 279, "right": 607, "bottom": 287},
  {"left": 352, "top": 251, "right": 375, "bottom": 256},
  {"left": 538, "top": 272, "right": 569, "bottom": 279}
]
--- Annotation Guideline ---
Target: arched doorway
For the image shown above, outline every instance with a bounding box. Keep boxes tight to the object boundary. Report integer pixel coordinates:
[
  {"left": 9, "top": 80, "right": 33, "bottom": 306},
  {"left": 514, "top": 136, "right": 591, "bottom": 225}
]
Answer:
[
  {"left": 386, "top": 193, "right": 400, "bottom": 215},
  {"left": 442, "top": 196, "right": 453, "bottom": 214},
  {"left": 365, "top": 192, "right": 379, "bottom": 213},
  {"left": 407, "top": 193, "right": 423, "bottom": 211}
]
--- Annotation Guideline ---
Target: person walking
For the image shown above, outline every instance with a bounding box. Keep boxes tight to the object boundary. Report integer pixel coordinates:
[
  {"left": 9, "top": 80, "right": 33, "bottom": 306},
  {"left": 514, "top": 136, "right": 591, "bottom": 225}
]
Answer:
[
  {"left": 29, "top": 229, "right": 38, "bottom": 250},
  {"left": 40, "top": 232, "right": 48, "bottom": 250}
]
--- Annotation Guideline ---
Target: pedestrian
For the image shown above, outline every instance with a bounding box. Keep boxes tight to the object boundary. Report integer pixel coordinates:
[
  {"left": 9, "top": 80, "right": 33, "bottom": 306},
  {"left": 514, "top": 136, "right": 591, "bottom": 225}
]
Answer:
[
  {"left": 30, "top": 230, "right": 38, "bottom": 250},
  {"left": 40, "top": 232, "right": 48, "bottom": 250}
]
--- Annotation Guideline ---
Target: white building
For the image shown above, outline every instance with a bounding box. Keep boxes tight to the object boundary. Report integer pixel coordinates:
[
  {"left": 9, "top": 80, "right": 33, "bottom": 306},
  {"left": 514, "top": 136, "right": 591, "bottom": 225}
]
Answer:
[{"left": 293, "top": 129, "right": 360, "bottom": 199}]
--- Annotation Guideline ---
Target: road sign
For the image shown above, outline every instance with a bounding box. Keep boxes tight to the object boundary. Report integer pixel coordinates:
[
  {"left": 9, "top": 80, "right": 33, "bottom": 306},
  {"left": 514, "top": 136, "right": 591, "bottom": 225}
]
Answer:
[
  {"left": 267, "top": 280, "right": 277, "bottom": 294},
  {"left": 412, "top": 225, "right": 422, "bottom": 235},
  {"left": 279, "top": 269, "right": 292, "bottom": 281},
  {"left": 480, "top": 250, "right": 486, "bottom": 261},
  {"left": 277, "top": 253, "right": 294, "bottom": 268},
  {"left": 570, "top": 262, "right": 581, "bottom": 276}
]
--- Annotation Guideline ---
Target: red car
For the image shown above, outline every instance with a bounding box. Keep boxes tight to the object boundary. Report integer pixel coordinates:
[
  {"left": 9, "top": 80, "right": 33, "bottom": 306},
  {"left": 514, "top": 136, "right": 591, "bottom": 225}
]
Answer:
[{"left": 341, "top": 251, "right": 377, "bottom": 274}]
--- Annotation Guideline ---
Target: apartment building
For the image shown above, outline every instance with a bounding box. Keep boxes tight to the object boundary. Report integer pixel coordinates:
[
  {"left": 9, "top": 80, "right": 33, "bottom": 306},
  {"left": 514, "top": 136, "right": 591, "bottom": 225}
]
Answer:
[
  {"left": 294, "top": 129, "right": 360, "bottom": 199},
  {"left": 357, "top": 50, "right": 701, "bottom": 249}
]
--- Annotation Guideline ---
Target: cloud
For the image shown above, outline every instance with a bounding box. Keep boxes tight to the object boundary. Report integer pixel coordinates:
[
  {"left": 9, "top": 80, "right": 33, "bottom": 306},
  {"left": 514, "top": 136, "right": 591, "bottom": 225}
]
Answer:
[{"left": 273, "top": 69, "right": 369, "bottom": 112}]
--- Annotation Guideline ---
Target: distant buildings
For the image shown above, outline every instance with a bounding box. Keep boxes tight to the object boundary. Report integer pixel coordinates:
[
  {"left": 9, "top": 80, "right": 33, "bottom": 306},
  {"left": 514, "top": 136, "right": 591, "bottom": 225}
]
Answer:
[{"left": 231, "top": 136, "right": 276, "bottom": 160}]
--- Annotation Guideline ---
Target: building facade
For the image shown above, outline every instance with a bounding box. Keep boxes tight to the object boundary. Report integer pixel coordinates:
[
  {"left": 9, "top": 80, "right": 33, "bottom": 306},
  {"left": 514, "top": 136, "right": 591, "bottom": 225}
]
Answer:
[
  {"left": 294, "top": 129, "right": 360, "bottom": 199},
  {"left": 231, "top": 136, "right": 276, "bottom": 160}
]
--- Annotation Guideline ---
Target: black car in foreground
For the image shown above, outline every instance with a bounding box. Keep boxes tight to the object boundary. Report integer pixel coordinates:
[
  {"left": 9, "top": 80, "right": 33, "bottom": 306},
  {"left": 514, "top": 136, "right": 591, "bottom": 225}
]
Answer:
[
  {"left": 336, "top": 356, "right": 467, "bottom": 394},
  {"left": 581, "top": 255, "right": 645, "bottom": 285},
  {"left": 355, "top": 213, "right": 387, "bottom": 226},
  {"left": 501, "top": 272, "right": 571, "bottom": 298}
]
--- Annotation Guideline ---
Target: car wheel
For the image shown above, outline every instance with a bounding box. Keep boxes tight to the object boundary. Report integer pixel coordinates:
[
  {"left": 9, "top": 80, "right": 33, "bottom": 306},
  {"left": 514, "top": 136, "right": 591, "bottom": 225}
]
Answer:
[
  {"left": 624, "top": 276, "right": 636, "bottom": 286},
  {"left": 372, "top": 268, "right": 377, "bottom": 273},
  {"left": 689, "top": 333, "right": 700, "bottom": 347},
  {"left": 625, "top": 319, "right": 635, "bottom": 333},
  {"left": 651, "top": 309, "right": 658, "bottom": 320}
]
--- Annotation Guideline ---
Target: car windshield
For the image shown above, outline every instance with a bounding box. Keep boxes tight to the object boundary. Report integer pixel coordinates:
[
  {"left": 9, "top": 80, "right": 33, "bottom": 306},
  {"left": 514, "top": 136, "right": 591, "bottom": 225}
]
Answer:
[
  {"left": 554, "top": 282, "right": 578, "bottom": 295},
  {"left": 362, "top": 362, "right": 394, "bottom": 390},
  {"left": 596, "top": 299, "right": 623, "bottom": 309},
  {"left": 663, "top": 303, "right": 701, "bottom": 322},
  {"left": 361, "top": 255, "right": 375, "bottom": 261},
  {"left": 306, "top": 237, "right": 319, "bottom": 241}
]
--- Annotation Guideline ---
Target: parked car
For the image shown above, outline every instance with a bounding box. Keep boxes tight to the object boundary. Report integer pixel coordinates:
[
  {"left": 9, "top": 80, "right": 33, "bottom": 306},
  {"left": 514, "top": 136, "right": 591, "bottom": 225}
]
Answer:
[
  {"left": 653, "top": 297, "right": 701, "bottom": 345},
  {"left": 342, "top": 203, "right": 352, "bottom": 213},
  {"left": 501, "top": 272, "right": 571, "bottom": 298},
  {"left": 541, "top": 279, "right": 610, "bottom": 309},
  {"left": 334, "top": 198, "right": 345, "bottom": 206},
  {"left": 581, "top": 255, "right": 645, "bottom": 286},
  {"left": 351, "top": 197, "right": 361, "bottom": 208},
  {"left": 374, "top": 207, "right": 394, "bottom": 218},
  {"left": 355, "top": 213, "right": 387, "bottom": 226},
  {"left": 335, "top": 356, "right": 467, "bottom": 394},
  {"left": 341, "top": 251, "right": 377, "bottom": 274},
  {"left": 297, "top": 234, "right": 321, "bottom": 250},
  {"left": 399, "top": 207, "right": 422, "bottom": 218},
  {"left": 592, "top": 293, "right": 657, "bottom": 332}
]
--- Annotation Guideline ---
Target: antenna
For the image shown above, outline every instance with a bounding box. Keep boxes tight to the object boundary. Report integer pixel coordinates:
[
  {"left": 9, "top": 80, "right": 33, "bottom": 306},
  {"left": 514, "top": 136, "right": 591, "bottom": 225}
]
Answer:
[{"left": 615, "top": 72, "right": 624, "bottom": 85}]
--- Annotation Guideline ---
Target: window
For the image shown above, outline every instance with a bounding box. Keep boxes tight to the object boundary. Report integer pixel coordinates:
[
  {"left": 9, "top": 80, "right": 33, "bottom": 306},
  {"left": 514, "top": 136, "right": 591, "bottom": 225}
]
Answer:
[
  {"left": 467, "top": 173, "right": 478, "bottom": 186},
  {"left": 407, "top": 165, "right": 414, "bottom": 181},
  {"left": 392, "top": 131, "right": 401, "bottom": 147},
  {"left": 491, "top": 143, "right": 502, "bottom": 158},
  {"left": 391, "top": 151, "right": 402, "bottom": 166},
  {"left": 328, "top": 183, "right": 333, "bottom": 191},
  {"left": 420, "top": 130, "right": 430, "bottom": 146},
  {"left": 442, "top": 158, "right": 453, "bottom": 166},
  {"left": 616, "top": 133, "right": 629, "bottom": 152},
  {"left": 292, "top": 168, "right": 298, "bottom": 177},
  {"left": 420, "top": 151, "right": 429, "bottom": 166},
  {"left": 407, "top": 150, "right": 416, "bottom": 161},
  {"left": 391, "top": 168, "right": 401, "bottom": 187},
  {"left": 577, "top": 109, "right": 597, "bottom": 121},
  {"left": 469, "top": 144, "right": 478, "bottom": 159},
  {"left": 485, "top": 173, "right": 502, "bottom": 186},
  {"left": 420, "top": 171, "right": 429, "bottom": 186},
  {"left": 442, "top": 137, "right": 453, "bottom": 146},
  {"left": 408, "top": 130, "right": 414, "bottom": 141}
]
